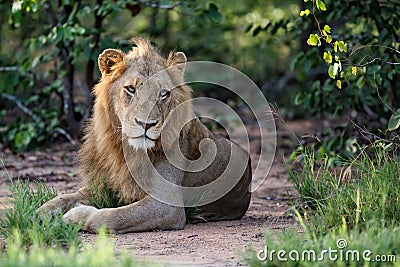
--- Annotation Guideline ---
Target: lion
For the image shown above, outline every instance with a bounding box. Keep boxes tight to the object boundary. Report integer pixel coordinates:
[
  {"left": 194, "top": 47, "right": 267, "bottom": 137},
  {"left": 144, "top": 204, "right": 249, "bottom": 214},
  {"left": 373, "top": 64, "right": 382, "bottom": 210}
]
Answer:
[{"left": 38, "top": 37, "right": 252, "bottom": 233}]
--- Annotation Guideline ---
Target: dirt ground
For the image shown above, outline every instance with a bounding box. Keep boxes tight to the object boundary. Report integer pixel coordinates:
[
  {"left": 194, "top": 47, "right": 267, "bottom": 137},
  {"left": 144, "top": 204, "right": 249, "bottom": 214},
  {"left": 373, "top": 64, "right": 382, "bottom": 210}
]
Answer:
[{"left": 0, "top": 120, "right": 318, "bottom": 266}]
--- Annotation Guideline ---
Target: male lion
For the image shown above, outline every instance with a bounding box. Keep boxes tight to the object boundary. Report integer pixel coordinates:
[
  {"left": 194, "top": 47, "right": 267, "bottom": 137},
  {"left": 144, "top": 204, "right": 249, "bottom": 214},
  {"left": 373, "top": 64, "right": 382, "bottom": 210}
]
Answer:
[{"left": 38, "top": 37, "right": 252, "bottom": 233}]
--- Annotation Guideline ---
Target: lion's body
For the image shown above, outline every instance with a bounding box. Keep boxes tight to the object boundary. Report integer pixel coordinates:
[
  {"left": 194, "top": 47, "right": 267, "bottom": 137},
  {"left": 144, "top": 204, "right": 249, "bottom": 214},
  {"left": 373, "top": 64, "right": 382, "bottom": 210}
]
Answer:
[{"left": 39, "top": 38, "right": 252, "bottom": 233}]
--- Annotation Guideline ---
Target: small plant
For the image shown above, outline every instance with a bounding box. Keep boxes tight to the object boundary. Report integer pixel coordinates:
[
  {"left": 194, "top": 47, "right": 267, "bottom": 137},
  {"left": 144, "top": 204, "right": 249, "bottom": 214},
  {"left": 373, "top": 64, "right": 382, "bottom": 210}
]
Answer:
[
  {"left": 0, "top": 179, "right": 80, "bottom": 248},
  {"left": 184, "top": 190, "right": 215, "bottom": 224},
  {"left": 88, "top": 178, "right": 122, "bottom": 209},
  {"left": 185, "top": 206, "right": 208, "bottom": 224}
]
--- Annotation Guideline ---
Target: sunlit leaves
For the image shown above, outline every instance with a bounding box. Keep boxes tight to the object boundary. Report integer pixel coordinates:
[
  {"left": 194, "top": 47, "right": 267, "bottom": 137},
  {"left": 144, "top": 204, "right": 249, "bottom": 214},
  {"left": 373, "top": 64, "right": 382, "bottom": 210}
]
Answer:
[
  {"left": 336, "top": 80, "right": 342, "bottom": 89},
  {"left": 334, "top": 41, "right": 347, "bottom": 52},
  {"left": 352, "top": 66, "right": 357, "bottom": 75},
  {"left": 11, "top": 0, "right": 38, "bottom": 27},
  {"left": 316, "top": 0, "right": 327, "bottom": 11},
  {"left": 307, "top": 34, "right": 321, "bottom": 46},
  {"left": 300, "top": 9, "right": 311, "bottom": 16},
  {"left": 323, "top": 51, "right": 332, "bottom": 63}
]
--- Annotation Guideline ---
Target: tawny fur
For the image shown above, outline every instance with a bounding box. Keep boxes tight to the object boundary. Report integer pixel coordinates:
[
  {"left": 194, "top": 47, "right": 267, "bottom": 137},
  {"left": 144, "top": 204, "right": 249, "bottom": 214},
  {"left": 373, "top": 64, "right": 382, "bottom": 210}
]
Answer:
[
  {"left": 38, "top": 37, "right": 252, "bottom": 233},
  {"left": 79, "top": 38, "right": 195, "bottom": 204}
]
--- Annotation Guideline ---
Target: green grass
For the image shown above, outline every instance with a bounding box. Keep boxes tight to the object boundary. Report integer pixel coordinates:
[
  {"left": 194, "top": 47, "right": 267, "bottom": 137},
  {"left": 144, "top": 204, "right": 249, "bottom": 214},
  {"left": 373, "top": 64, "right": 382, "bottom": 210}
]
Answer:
[
  {"left": 0, "top": 175, "right": 153, "bottom": 266},
  {"left": 0, "top": 228, "right": 148, "bottom": 267},
  {"left": 88, "top": 178, "right": 122, "bottom": 209},
  {"left": 245, "top": 221, "right": 399, "bottom": 266},
  {"left": 289, "top": 148, "right": 400, "bottom": 232},
  {"left": 246, "top": 146, "right": 400, "bottom": 266},
  {"left": 0, "top": 180, "right": 81, "bottom": 248}
]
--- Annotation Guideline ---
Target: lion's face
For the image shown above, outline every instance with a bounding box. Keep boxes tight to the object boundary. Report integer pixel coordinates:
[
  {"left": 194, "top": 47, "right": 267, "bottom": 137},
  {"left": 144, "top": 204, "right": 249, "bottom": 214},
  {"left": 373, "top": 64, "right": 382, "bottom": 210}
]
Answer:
[
  {"left": 96, "top": 38, "right": 190, "bottom": 151},
  {"left": 115, "top": 65, "right": 178, "bottom": 150}
]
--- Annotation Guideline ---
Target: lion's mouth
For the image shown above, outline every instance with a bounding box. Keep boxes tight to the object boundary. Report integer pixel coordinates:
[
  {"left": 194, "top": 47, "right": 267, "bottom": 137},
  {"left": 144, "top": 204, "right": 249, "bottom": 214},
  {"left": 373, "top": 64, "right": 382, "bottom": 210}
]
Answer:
[
  {"left": 127, "top": 136, "right": 157, "bottom": 150},
  {"left": 122, "top": 124, "right": 160, "bottom": 150},
  {"left": 130, "top": 134, "right": 157, "bottom": 141}
]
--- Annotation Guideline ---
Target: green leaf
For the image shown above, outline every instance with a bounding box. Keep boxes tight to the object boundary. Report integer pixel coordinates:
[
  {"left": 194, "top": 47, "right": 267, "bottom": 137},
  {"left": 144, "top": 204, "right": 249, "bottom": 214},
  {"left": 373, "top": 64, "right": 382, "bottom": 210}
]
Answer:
[
  {"left": 323, "top": 51, "right": 332, "bottom": 63},
  {"left": 326, "top": 35, "right": 332, "bottom": 43},
  {"left": 15, "top": 131, "right": 32, "bottom": 149},
  {"left": 337, "top": 41, "right": 346, "bottom": 52},
  {"left": 307, "top": 34, "right": 320, "bottom": 46},
  {"left": 323, "top": 25, "right": 331, "bottom": 33},
  {"left": 355, "top": 76, "right": 365, "bottom": 88},
  {"left": 31, "top": 56, "right": 41, "bottom": 68},
  {"left": 328, "top": 65, "right": 335, "bottom": 79},
  {"left": 290, "top": 52, "right": 304, "bottom": 71},
  {"left": 388, "top": 109, "right": 400, "bottom": 131},
  {"left": 316, "top": 0, "right": 327, "bottom": 11},
  {"left": 294, "top": 93, "right": 306, "bottom": 105},
  {"left": 208, "top": 3, "right": 222, "bottom": 23}
]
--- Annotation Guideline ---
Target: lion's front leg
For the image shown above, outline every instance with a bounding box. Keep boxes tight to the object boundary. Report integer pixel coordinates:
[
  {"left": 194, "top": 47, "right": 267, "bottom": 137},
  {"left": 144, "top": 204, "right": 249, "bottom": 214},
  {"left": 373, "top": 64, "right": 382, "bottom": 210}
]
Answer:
[
  {"left": 63, "top": 196, "right": 185, "bottom": 233},
  {"left": 37, "top": 189, "right": 91, "bottom": 217}
]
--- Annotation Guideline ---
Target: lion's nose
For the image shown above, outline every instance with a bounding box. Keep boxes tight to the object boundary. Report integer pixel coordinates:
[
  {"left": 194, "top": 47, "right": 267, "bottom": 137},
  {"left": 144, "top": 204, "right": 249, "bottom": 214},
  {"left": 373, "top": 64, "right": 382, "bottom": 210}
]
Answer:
[{"left": 135, "top": 118, "right": 158, "bottom": 131}]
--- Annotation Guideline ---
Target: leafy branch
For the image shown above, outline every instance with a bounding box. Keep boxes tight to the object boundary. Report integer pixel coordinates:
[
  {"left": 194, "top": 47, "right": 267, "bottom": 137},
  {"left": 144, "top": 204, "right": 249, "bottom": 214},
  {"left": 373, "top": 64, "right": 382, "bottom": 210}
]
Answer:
[{"left": 300, "top": 0, "right": 400, "bottom": 130}]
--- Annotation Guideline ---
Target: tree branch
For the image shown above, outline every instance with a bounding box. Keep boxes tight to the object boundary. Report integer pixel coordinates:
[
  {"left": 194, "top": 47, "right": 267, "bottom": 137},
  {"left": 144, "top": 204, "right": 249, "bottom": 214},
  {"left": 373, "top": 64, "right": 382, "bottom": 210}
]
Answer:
[{"left": 1, "top": 93, "right": 40, "bottom": 123}]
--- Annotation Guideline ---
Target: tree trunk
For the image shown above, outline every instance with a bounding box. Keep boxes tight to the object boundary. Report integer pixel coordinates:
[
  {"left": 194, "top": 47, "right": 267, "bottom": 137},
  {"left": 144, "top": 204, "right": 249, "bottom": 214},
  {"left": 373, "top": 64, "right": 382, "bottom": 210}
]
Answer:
[{"left": 45, "top": 0, "right": 82, "bottom": 135}]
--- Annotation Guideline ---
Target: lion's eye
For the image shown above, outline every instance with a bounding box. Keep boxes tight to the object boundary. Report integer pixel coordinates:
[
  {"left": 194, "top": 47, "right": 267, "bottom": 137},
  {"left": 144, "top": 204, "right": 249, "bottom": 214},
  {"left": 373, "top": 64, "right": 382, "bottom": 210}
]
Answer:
[
  {"left": 124, "top": 85, "right": 136, "bottom": 97},
  {"left": 159, "top": 90, "right": 171, "bottom": 100}
]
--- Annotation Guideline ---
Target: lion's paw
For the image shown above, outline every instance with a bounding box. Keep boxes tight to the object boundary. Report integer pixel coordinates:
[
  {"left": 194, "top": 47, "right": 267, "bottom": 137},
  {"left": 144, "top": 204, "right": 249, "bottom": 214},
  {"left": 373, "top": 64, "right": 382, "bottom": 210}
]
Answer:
[{"left": 63, "top": 205, "right": 99, "bottom": 226}]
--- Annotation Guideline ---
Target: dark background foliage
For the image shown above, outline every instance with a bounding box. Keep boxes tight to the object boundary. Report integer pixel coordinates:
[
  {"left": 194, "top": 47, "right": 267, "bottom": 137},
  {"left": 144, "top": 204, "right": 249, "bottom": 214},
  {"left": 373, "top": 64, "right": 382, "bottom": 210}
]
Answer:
[{"left": 0, "top": 0, "right": 398, "bottom": 153}]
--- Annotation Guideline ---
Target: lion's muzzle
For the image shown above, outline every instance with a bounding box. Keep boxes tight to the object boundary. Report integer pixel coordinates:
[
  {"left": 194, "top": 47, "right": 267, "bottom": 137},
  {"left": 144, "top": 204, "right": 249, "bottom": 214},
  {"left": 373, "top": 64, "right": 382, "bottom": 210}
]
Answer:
[{"left": 123, "top": 118, "right": 162, "bottom": 150}]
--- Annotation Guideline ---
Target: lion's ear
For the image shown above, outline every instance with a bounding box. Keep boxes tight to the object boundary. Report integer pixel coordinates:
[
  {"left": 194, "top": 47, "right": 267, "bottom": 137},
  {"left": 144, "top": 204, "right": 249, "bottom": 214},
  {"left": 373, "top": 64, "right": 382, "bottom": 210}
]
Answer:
[
  {"left": 167, "top": 52, "right": 186, "bottom": 84},
  {"left": 98, "top": 49, "right": 126, "bottom": 76},
  {"left": 167, "top": 51, "right": 186, "bottom": 73}
]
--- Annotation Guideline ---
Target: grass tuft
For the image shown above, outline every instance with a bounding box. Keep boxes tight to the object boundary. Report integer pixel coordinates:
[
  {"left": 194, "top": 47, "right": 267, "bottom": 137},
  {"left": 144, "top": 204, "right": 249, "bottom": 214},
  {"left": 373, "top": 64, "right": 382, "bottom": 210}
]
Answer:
[
  {"left": 0, "top": 180, "right": 81, "bottom": 248},
  {"left": 88, "top": 178, "right": 122, "bottom": 209}
]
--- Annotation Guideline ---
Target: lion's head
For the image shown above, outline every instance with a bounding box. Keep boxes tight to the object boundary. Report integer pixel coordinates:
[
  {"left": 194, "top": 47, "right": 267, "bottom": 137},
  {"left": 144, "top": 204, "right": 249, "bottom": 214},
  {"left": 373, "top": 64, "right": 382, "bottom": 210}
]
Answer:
[{"left": 95, "top": 37, "right": 193, "bottom": 151}]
